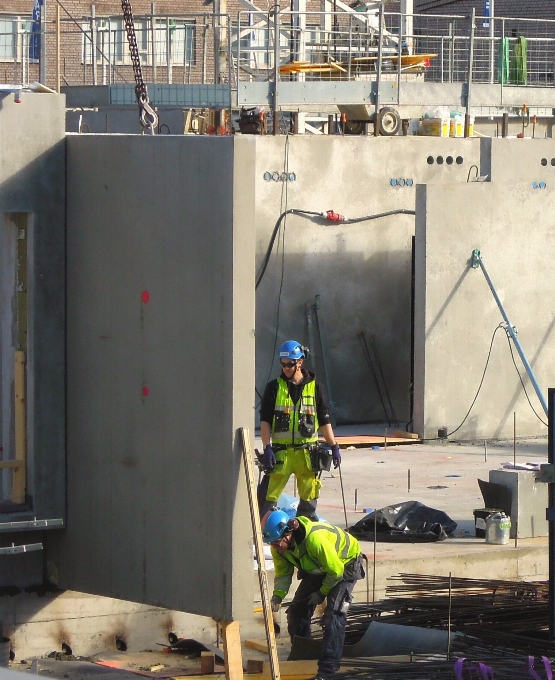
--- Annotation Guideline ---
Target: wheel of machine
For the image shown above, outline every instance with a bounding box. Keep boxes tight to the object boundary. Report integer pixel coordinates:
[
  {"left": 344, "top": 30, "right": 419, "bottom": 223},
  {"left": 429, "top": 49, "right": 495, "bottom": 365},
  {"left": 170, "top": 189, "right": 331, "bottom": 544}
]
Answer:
[
  {"left": 378, "top": 107, "right": 401, "bottom": 136},
  {"left": 344, "top": 119, "right": 365, "bottom": 135}
]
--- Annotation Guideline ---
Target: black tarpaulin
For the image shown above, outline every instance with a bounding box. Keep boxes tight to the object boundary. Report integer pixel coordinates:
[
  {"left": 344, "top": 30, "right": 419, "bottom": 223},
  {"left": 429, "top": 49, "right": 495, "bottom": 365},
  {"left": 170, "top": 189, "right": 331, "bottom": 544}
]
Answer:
[{"left": 348, "top": 500, "right": 457, "bottom": 542}]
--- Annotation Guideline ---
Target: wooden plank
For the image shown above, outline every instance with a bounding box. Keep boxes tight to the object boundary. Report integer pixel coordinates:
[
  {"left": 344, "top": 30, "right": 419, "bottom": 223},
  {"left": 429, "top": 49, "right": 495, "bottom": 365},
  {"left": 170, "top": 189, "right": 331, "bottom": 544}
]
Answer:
[
  {"left": 261, "top": 662, "right": 317, "bottom": 677},
  {"left": 246, "top": 660, "right": 264, "bottom": 674},
  {"left": 392, "top": 430, "right": 419, "bottom": 439},
  {"left": 245, "top": 640, "right": 269, "bottom": 654},
  {"left": 240, "top": 428, "right": 281, "bottom": 680},
  {"left": 200, "top": 653, "right": 215, "bottom": 675},
  {"left": 13, "top": 350, "right": 26, "bottom": 504},
  {"left": 0, "top": 461, "right": 23, "bottom": 468},
  {"left": 222, "top": 620, "right": 243, "bottom": 680}
]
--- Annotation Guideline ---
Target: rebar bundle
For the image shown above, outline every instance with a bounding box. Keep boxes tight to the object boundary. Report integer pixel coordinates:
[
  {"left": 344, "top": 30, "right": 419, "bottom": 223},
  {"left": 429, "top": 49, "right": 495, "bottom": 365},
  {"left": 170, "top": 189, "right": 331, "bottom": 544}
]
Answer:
[{"left": 311, "top": 574, "right": 555, "bottom": 679}]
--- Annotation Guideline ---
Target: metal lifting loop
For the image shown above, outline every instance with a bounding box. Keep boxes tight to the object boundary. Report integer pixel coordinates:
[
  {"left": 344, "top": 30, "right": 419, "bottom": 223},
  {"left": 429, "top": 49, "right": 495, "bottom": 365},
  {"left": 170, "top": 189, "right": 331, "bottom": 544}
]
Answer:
[{"left": 140, "top": 102, "right": 158, "bottom": 134}]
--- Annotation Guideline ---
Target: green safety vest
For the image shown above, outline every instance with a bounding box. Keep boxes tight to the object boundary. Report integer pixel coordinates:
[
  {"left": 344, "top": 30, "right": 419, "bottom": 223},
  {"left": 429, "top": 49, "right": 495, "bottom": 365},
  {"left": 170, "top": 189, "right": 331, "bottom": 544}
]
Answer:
[
  {"left": 272, "top": 377, "right": 319, "bottom": 447},
  {"left": 272, "top": 517, "right": 361, "bottom": 599}
]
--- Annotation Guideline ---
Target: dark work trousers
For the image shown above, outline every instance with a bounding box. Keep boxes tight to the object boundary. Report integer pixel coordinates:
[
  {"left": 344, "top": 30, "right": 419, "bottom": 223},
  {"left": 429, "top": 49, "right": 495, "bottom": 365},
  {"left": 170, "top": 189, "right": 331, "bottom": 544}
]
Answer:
[{"left": 287, "top": 570, "right": 358, "bottom": 677}]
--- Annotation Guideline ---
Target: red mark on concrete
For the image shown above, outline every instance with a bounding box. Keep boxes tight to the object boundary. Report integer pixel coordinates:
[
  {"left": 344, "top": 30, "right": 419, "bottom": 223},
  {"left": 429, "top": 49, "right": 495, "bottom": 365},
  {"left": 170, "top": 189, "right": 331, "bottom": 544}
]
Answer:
[
  {"left": 142, "top": 386, "right": 149, "bottom": 397},
  {"left": 141, "top": 290, "right": 150, "bottom": 303}
]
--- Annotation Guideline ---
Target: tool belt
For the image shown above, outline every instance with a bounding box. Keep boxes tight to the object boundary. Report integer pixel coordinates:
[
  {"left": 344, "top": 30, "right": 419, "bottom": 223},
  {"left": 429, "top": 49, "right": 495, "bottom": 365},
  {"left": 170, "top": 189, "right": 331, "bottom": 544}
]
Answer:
[
  {"left": 270, "top": 443, "right": 330, "bottom": 473},
  {"left": 309, "top": 444, "right": 332, "bottom": 473}
]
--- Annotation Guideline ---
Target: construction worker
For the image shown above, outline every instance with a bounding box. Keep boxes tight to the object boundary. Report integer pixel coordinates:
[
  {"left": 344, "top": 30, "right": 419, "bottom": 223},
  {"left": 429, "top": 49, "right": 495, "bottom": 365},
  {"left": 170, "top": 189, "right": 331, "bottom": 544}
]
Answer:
[
  {"left": 259, "top": 340, "right": 340, "bottom": 520},
  {"left": 262, "top": 509, "right": 365, "bottom": 680}
]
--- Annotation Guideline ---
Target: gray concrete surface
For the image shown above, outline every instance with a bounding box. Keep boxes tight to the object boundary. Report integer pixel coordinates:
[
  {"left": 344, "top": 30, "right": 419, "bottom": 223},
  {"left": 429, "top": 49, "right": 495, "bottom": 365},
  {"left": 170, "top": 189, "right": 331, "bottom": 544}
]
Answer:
[
  {"left": 414, "top": 180, "right": 555, "bottom": 439},
  {"left": 254, "top": 135, "right": 483, "bottom": 427},
  {"left": 48, "top": 135, "right": 256, "bottom": 621},
  {"left": 490, "top": 468, "right": 548, "bottom": 538},
  {"left": 0, "top": 92, "right": 66, "bottom": 580},
  {"left": 65, "top": 108, "right": 189, "bottom": 135},
  {"left": 2, "top": 432, "right": 550, "bottom": 661},
  {"left": 252, "top": 429, "right": 550, "bottom": 603}
]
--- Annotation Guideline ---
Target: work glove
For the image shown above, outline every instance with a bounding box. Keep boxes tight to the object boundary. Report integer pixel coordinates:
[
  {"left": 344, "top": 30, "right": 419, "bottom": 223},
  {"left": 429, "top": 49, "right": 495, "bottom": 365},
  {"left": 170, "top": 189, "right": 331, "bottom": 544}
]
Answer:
[
  {"left": 262, "top": 444, "right": 276, "bottom": 471},
  {"left": 270, "top": 595, "right": 282, "bottom": 613},
  {"left": 307, "top": 590, "right": 326, "bottom": 607},
  {"left": 331, "top": 444, "right": 341, "bottom": 469}
]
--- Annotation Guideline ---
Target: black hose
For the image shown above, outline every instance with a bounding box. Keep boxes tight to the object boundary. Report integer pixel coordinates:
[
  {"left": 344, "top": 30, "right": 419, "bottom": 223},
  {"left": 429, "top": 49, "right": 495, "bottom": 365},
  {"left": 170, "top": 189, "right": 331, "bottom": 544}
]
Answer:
[
  {"left": 255, "top": 208, "right": 416, "bottom": 290},
  {"left": 256, "top": 209, "right": 321, "bottom": 290}
]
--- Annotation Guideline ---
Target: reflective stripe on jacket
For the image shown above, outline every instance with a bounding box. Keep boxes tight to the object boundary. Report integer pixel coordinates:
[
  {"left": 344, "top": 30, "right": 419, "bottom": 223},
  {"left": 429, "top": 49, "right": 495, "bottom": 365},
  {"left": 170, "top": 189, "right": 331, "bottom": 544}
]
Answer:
[
  {"left": 272, "top": 377, "right": 319, "bottom": 446},
  {"left": 272, "top": 517, "right": 361, "bottom": 600}
]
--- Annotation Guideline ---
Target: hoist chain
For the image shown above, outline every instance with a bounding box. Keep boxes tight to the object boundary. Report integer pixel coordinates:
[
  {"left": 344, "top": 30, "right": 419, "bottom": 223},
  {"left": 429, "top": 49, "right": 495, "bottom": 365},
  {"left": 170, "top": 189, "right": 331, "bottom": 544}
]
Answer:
[{"left": 121, "top": 0, "right": 158, "bottom": 132}]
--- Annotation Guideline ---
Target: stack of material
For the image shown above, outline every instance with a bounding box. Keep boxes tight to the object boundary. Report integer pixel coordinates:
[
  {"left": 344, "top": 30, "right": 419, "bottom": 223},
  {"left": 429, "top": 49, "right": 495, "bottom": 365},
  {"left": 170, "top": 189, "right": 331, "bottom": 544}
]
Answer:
[{"left": 309, "top": 574, "right": 554, "bottom": 678}]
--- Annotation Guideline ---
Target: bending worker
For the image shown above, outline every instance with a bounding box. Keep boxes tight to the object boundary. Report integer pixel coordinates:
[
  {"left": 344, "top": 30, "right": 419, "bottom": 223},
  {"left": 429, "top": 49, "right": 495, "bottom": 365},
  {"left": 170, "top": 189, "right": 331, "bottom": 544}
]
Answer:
[
  {"left": 259, "top": 340, "right": 340, "bottom": 520},
  {"left": 262, "top": 509, "right": 365, "bottom": 680}
]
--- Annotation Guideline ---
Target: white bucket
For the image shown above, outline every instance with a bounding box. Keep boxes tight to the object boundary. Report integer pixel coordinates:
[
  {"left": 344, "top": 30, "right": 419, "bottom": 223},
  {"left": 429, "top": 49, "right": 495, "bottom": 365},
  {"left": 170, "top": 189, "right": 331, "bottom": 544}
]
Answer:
[{"left": 485, "top": 512, "right": 511, "bottom": 545}]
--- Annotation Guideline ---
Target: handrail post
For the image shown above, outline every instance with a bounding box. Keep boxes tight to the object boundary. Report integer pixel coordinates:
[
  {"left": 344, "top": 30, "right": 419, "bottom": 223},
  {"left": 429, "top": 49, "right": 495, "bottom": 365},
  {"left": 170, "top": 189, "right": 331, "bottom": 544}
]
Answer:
[
  {"left": 373, "top": 2, "right": 383, "bottom": 136},
  {"left": 465, "top": 7, "right": 475, "bottom": 137},
  {"left": 471, "top": 250, "right": 548, "bottom": 416},
  {"left": 272, "top": 0, "right": 280, "bottom": 134}
]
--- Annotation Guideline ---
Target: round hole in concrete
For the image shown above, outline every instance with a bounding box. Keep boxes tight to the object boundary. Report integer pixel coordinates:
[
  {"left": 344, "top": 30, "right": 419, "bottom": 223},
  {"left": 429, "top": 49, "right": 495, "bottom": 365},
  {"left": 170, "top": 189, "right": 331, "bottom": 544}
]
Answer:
[
  {"left": 390, "top": 178, "right": 397, "bottom": 186},
  {"left": 551, "top": 158, "right": 555, "bottom": 166},
  {"left": 541, "top": 158, "right": 548, "bottom": 166},
  {"left": 406, "top": 178, "right": 414, "bottom": 186},
  {"left": 427, "top": 156, "right": 434, "bottom": 164},
  {"left": 436, "top": 156, "right": 444, "bottom": 165},
  {"left": 398, "top": 178, "right": 406, "bottom": 186},
  {"left": 456, "top": 156, "right": 464, "bottom": 165},
  {"left": 263, "top": 172, "right": 271, "bottom": 181},
  {"left": 532, "top": 181, "right": 538, "bottom": 189},
  {"left": 540, "top": 182, "right": 547, "bottom": 189},
  {"left": 61, "top": 643, "right": 72, "bottom": 656},
  {"left": 446, "top": 156, "right": 454, "bottom": 165},
  {"left": 168, "top": 632, "right": 179, "bottom": 645},
  {"left": 115, "top": 638, "right": 127, "bottom": 652}
]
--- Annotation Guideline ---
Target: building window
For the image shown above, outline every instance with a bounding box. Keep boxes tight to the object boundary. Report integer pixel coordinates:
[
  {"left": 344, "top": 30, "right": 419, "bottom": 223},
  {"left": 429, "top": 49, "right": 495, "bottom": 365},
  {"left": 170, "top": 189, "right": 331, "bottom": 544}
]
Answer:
[
  {"left": 82, "top": 17, "right": 195, "bottom": 66},
  {"left": 0, "top": 16, "right": 36, "bottom": 63}
]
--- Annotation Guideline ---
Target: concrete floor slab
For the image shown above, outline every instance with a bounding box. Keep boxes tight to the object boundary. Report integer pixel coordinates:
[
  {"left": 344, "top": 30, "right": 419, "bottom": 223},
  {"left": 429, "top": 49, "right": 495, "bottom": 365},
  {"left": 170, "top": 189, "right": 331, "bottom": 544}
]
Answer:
[{"left": 3, "top": 428, "right": 551, "bottom": 662}]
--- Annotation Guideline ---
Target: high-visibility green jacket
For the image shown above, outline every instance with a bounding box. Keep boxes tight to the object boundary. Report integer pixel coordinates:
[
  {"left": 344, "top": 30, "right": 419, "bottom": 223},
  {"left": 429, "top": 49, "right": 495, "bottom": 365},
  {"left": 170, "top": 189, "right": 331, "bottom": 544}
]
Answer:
[
  {"left": 272, "top": 378, "right": 319, "bottom": 447},
  {"left": 271, "top": 517, "right": 361, "bottom": 599}
]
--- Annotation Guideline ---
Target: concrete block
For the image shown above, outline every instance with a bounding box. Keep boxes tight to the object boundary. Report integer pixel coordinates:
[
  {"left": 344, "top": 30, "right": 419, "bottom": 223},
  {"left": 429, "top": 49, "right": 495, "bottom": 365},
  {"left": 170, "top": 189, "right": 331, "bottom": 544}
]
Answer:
[{"left": 489, "top": 469, "right": 548, "bottom": 539}]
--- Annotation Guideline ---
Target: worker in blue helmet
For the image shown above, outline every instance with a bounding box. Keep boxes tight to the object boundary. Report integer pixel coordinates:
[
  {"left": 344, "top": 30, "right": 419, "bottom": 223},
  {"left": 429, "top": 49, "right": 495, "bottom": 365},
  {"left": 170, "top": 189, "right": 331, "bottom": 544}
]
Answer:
[
  {"left": 261, "top": 509, "right": 364, "bottom": 680},
  {"left": 259, "top": 340, "right": 340, "bottom": 520}
]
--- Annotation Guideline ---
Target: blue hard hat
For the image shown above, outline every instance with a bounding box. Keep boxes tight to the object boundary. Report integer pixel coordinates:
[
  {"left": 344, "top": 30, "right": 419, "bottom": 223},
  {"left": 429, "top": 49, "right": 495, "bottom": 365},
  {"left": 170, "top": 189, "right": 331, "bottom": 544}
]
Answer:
[
  {"left": 278, "top": 340, "right": 305, "bottom": 361},
  {"left": 262, "top": 510, "right": 291, "bottom": 543}
]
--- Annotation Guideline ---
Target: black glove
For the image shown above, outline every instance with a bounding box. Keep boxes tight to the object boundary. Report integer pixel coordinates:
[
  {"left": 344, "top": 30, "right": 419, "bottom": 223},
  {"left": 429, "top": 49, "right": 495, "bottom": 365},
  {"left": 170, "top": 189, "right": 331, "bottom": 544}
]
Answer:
[
  {"left": 262, "top": 444, "right": 276, "bottom": 471},
  {"left": 307, "top": 590, "right": 326, "bottom": 607},
  {"left": 270, "top": 595, "right": 282, "bottom": 613},
  {"left": 331, "top": 444, "right": 341, "bottom": 469}
]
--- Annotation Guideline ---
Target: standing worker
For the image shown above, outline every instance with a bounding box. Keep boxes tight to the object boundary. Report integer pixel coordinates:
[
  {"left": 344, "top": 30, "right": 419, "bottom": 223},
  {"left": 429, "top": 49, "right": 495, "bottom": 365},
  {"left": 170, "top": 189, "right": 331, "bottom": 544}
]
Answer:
[
  {"left": 262, "top": 509, "right": 365, "bottom": 680},
  {"left": 259, "top": 340, "right": 341, "bottom": 520}
]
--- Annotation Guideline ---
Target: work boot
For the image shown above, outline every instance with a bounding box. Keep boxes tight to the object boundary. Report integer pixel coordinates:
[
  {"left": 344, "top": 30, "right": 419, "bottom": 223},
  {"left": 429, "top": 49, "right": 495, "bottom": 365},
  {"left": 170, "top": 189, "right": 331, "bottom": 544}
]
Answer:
[
  {"left": 296, "top": 499, "right": 318, "bottom": 521},
  {"left": 260, "top": 499, "right": 277, "bottom": 519}
]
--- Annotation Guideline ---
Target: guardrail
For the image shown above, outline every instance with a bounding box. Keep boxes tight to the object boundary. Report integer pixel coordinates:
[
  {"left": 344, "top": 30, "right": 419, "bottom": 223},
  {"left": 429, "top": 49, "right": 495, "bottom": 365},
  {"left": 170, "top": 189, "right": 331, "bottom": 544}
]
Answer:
[{"left": 2, "top": 9, "right": 554, "bottom": 111}]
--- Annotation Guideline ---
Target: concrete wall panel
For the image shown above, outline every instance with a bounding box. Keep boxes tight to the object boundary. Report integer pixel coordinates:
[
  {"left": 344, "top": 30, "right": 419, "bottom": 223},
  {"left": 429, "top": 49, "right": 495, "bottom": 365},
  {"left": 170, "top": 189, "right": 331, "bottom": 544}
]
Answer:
[
  {"left": 491, "top": 138, "right": 555, "bottom": 184},
  {"left": 414, "top": 182, "right": 555, "bottom": 439},
  {"left": 254, "top": 136, "right": 481, "bottom": 426},
  {"left": 52, "top": 135, "right": 254, "bottom": 620},
  {"left": 0, "top": 93, "right": 65, "bottom": 524}
]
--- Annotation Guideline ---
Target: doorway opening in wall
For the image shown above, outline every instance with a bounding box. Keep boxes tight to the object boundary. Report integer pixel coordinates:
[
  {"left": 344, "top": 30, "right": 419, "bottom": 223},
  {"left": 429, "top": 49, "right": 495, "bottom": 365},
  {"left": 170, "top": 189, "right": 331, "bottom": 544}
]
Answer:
[{"left": 0, "top": 213, "right": 33, "bottom": 511}]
